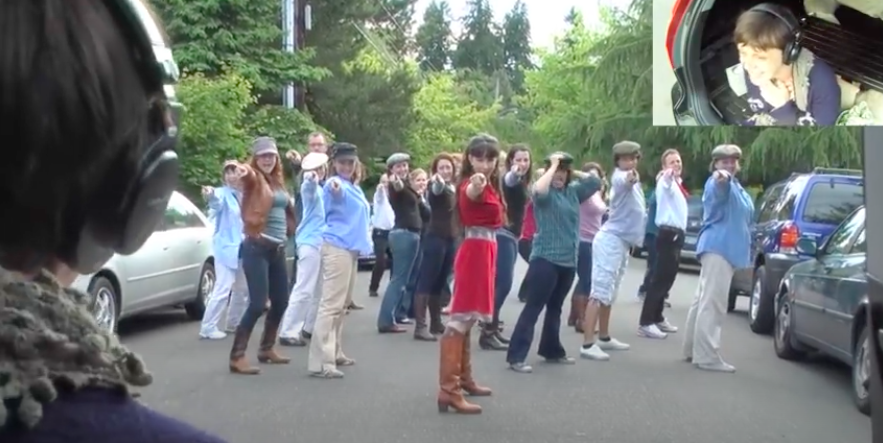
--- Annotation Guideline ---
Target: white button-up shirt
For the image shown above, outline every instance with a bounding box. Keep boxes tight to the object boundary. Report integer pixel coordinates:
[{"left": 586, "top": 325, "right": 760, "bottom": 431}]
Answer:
[
  {"left": 654, "top": 171, "right": 688, "bottom": 231},
  {"left": 372, "top": 185, "right": 395, "bottom": 230}
]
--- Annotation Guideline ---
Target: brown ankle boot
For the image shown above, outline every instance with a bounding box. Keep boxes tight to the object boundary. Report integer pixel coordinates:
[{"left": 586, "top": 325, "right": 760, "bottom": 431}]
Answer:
[
  {"left": 437, "top": 328, "right": 481, "bottom": 414},
  {"left": 428, "top": 296, "right": 445, "bottom": 335},
  {"left": 413, "top": 294, "right": 437, "bottom": 341},
  {"left": 460, "top": 329, "right": 492, "bottom": 396},
  {"left": 229, "top": 327, "right": 260, "bottom": 375},
  {"left": 257, "top": 318, "right": 291, "bottom": 364},
  {"left": 573, "top": 296, "right": 588, "bottom": 333}
]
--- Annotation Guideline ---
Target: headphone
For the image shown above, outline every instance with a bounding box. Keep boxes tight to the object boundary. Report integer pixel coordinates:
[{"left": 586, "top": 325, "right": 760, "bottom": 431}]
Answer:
[
  {"left": 69, "top": 0, "right": 182, "bottom": 273},
  {"left": 748, "top": 3, "right": 803, "bottom": 65}
]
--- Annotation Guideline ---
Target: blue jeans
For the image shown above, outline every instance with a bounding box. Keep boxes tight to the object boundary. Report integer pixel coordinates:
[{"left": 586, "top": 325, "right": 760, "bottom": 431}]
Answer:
[
  {"left": 377, "top": 229, "right": 421, "bottom": 328},
  {"left": 239, "top": 238, "right": 289, "bottom": 331},
  {"left": 399, "top": 238, "right": 424, "bottom": 319},
  {"left": 639, "top": 232, "right": 658, "bottom": 294},
  {"left": 574, "top": 241, "right": 593, "bottom": 295},
  {"left": 492, "top": 232, "right": 519, "bottom": 326},
  {"left": 506, "top": 257, "right": 575, "bottom": 363}
]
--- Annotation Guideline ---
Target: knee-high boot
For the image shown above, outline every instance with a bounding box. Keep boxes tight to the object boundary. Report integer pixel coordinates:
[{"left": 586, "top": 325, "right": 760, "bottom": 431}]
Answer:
[
  {"left": 413, "top": 293, "right": 437, "bottom": 341},
  {"left": 257, "top": 318, "right": 291, "bottom": 364},
  {"left": 437, "top": 328, "right": 481, "bottom": 414},
  {"left": 428, "top": 295, "right": 445, "bottom": 335},
  {"left": 229, "top": 327, "right": 260, "bottom": 375},
  {"left": 460, "top": 329, "right": 492, "bottom": 396}
]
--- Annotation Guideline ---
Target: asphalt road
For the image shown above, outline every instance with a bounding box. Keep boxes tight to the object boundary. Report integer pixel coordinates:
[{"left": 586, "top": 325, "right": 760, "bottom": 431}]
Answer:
[{"left": 120, "top": 258, "right": 872, "bottom": 443}]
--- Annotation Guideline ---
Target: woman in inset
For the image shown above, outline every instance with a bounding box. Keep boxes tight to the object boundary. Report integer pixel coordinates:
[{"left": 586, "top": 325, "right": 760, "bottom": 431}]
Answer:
[
  {"left": 567, "top": 162, "right": 607, "bottom": 333},
  {"left": 377, "top": 153, "right": 426, "bottom": 333},
  {"left": 437, "top": 134, "right": 502, "bottom": 415},
  {"left": 480, "top": 144, "right": 532, "bottom": 351},
  {"left": 278, "top": 152, "right": 329, "bottom": 346},
  {"left": 228, "top": 137, "right": 297, "bottom": 374},
  {"left": 199, "top": 161, "right": 250, "bottom": 340},
  {"left": 308, "top": 143, "right": 372, "bottom": 378},
  {"left": 682, "top": 145, "right": 754, "bottom": 373},
  {"left": 413, "top": 154, "right": 458, "bottom": 340},
  {"left": 0, "top": 0, "right": 227, "bottom": 439},
  {"left": 506, "top": 154, "right": 601, "bottom": 373}
]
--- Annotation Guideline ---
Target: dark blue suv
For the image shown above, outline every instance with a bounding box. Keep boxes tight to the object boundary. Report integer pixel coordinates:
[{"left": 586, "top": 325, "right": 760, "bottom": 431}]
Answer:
[{"left": 738, "top": 168, "right": 865, "bottom": 335}]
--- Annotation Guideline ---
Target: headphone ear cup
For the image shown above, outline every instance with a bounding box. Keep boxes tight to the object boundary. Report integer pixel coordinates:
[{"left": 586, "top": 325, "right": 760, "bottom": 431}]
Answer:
[{"left": 116, "top": 150, "right": 179, "bottom": 254}]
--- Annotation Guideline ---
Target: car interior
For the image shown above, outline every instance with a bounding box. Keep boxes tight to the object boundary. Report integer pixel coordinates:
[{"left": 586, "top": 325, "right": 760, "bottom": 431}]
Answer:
[{"left": 696, "top": 0, "right": 883, "bottom": 124}]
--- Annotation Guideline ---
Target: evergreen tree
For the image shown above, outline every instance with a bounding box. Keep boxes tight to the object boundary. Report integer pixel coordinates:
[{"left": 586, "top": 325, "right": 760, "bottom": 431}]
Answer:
[
  {"left": 452, "top": 0, "right": 503, "bottom": 75},
  {"left": 416, "top": 0, "right": 453, "bottom": 71},
  {"left": 501, "top": 0, "right": 533, "bottom": 94}
]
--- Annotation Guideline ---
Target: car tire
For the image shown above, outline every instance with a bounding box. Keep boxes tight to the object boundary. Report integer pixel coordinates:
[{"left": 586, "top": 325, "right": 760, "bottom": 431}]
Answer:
[
  {"left": 749, "top": 265, "right": 776, "bottom": 334},
  {"left": 853, "top": 325, "right": 872, "bottom": 416},
  {"left": 773, "top": 295, "right": 806, "bottom": 361},
  {"left": 630, "top": 247, "right": 642, "bottom": 258},
  {"left": 88, "top": 276, "right": 119, "bottom": 333},
  {"left": 185, "top": 262, "right": 214, "bottom": 321}
]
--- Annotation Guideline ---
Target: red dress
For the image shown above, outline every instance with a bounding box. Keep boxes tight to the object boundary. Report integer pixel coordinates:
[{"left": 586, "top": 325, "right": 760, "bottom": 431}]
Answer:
[
  {"left": 521, "top": 201, "right": 536, "bottom": 241},
  {"left": 449, "top": 181, "right": 503, "bottom": 321}
]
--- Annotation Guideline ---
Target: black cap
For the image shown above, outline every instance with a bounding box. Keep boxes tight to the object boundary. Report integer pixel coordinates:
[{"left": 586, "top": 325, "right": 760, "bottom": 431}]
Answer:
[
  {"left": 331, "top": 142, "right": 358, "bottom": 160},
  {"left": 544, "top": 151, "right": 574, "bottom": 167}
]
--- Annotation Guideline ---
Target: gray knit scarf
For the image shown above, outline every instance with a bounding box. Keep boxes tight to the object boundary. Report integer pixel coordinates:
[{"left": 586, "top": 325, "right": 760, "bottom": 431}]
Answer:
[{"left": 0, "top": 267, "right": 152, "bottom": 428}]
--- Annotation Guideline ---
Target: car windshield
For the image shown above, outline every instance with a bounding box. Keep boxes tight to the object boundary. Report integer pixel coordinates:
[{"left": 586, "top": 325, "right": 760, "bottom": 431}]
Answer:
[
  {"left": 801, "top": 181, "right": 865, "bottom": 225},
  {"left": 688, "top": 196, "right": 703, "bottom": 218}
]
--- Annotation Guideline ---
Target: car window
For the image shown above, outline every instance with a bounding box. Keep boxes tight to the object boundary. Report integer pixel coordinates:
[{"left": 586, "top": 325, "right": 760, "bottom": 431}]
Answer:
[
  {"left": 164, "top": 193, "right": 206, "bottom": 230},
  {"left": 823, "top": 207, "right": 865, "bottom": 256},
  {"left": 687, "top": 197, "right": 703, "bottom": 218},
  {"left": 801, "top": 181, "right": 864, "bottom": 225},
  {"left": 851, "top": 229, "right": 867, "bottom": 254},
  {"left": 756, "top": 183, "right": 785, "bottom": 222}
]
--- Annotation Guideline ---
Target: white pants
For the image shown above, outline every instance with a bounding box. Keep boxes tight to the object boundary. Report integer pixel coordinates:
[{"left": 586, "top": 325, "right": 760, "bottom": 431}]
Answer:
[
  {"left": 280, "top": 244, "right": 323, "bottom": 338},
  {"left": 199, "top": 261, "right": 248, "bottom": 334},
  {"left": 589, "top": 230, "right": 630, "bottom": 305},
  {"left": 682, "top": 253, "right": 734, "bottom": 365}
]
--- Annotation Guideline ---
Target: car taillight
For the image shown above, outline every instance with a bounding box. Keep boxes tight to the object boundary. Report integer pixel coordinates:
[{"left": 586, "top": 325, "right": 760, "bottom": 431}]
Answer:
[
  {"left": 779, "top": 223, "right": 800, "bottom": 253},
  {"left": 666, "top": 0, "right": 692, "bottom": 68}
]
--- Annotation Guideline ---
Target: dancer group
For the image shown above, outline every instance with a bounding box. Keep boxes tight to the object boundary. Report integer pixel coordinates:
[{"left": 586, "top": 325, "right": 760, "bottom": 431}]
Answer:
[{"left": 197, "top": 133, "right": 755, "bottom": 414}]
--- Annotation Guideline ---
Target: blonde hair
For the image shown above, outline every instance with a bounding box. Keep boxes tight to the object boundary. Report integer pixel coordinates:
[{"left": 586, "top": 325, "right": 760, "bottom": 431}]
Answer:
[
  {"left": 409, "top": 168, "right": 427, "bottom": 180},
  {"left": 661, "top": 148, "right": 680, "bottom": 165}
]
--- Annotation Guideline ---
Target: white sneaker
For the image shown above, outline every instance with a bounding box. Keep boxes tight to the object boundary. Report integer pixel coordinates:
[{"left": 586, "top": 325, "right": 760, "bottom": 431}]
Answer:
[
  {"left": 199, "top": 329, "right": 227, "bottom": 340},
  {"left": 657, "top": 320, "right": 678, "bottom": 333},
  {"left": 598, "top": 337, "right": 630, "bottom": 351},
  {"left": 579, "top": 344, "right": 610, "bottom": 361},
  {"left": 637, "top": 324, "right": 668, "bottom": 339}
]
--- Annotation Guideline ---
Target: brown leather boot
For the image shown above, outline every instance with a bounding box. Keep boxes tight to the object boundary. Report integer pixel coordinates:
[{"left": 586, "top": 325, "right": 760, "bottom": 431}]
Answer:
[
  {"left": 413, "top": 294, "right": 437, "bottom": 341},
  {"left": 229, "top": 327, "right": 260, "bottom": 375},
  {"left": 573, "top": 296, "right": 588, "bottom": 333},
  {"left": 437, "top": 328, "right": 481, "bottom": 414},
  {"left": 428, "top": 296, "right": 445, "bottom": 335},
  {"left": 567, "top": 295, "right": 579, "bottom": 326},
  {"left": 460, "top": 329, "right": 492, "bottom": 396},
  {"left": 257, "top": 318, "right": 291, "bottom": 364}
]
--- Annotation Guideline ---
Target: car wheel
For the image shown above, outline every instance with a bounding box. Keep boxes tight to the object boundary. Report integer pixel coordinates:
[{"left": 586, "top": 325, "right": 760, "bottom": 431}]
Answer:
[
  {"left": 749, "top": 265, "right": 775, "bottom": 334},
  {"left": 853, "top": 325, "right": 872, "bottom": 415},
  {"left": 185, "top": 262, "right": 214, "bottom": 320},
  {"left": 773, "top": 295, "right": 806, "bottom": 361},
  {"left": 88, "top": 276, "right": 119, "bottom": 333}
]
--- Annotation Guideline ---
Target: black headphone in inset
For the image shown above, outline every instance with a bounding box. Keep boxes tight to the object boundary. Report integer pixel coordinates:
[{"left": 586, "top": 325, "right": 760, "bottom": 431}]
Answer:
[
  {"left": 748, "top": 3, "right": 804, "bottom": 65},
  {"left": 68, "top": 0, "right": 182, "bottom": 273}
]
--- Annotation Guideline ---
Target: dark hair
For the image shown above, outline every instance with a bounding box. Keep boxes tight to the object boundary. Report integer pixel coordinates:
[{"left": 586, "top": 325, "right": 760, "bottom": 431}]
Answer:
[
  {"left": 0, "top": 0, "right": 155, "bottom": 270},
  {"left": 506, "top": 144, "right": 533, "bottom": 185},
  {"left": 430, "top": 152, "right": 456, "bottom": 175},
  {"left": 733, "top": 10, "right": 792, "bottom": 50},
  {"left": 582, "top": 162, "right": 607, "bottom": 199}
]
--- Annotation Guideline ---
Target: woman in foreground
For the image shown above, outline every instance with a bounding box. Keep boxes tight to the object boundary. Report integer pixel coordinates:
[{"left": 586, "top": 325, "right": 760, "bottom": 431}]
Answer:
[
  {"left": 0, "top": 0, "right": 226, "bottom": 440},
  {"left": 437, "top": 135, "right": 502, "bottom": 414}
]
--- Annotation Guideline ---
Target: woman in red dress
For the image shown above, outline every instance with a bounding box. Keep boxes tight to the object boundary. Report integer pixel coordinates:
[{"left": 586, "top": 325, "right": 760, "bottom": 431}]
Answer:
[{"left": 437, "top": 134, "right": 504, "bottom": 414}]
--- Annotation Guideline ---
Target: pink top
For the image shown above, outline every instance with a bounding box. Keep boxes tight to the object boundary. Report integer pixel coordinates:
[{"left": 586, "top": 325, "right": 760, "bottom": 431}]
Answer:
[{"left": 579, "top": 193, "right": 607, "bottom": 242}]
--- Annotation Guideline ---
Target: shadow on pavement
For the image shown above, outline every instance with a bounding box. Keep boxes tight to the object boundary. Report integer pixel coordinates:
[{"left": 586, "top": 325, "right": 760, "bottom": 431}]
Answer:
[{"left": 117, "top": 310, "right": 193, "bottom": 338}]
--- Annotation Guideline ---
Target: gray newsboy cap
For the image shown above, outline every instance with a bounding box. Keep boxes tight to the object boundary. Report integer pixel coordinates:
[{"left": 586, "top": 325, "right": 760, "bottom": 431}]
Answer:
[
  {"left": 711, "top": 144, "right": 742, "bottom": 159},
  {"left": 386, "top": 152, "right": 411, "bottom": 168},
  {"left": 612, "top": 141, "right": 641, "bottom": 155}
]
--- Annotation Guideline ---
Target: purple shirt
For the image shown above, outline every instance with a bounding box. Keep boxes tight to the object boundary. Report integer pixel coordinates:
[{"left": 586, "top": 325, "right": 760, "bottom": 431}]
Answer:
[
  {"left": 743, "top": 56, "right": 840, "bottom": 126},
  {"left": 579, "top": 193, "right": 607, "bottom": 242}
]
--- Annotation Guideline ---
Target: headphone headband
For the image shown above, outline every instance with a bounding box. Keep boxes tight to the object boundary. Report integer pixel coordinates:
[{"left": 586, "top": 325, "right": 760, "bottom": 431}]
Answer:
[{"left": 747, "top": 3, "right": 803, "bottom": 65}]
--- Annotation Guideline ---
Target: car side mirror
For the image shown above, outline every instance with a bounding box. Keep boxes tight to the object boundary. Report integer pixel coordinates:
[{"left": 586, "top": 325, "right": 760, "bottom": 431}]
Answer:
[{"left": 795, "top": 237, "right": 818, "bottom": 256}]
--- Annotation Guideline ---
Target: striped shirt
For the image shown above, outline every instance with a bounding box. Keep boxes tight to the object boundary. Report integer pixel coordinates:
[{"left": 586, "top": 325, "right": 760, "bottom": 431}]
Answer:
[{"left": 530, "top": 176, "right": 602, "bottom": 267}]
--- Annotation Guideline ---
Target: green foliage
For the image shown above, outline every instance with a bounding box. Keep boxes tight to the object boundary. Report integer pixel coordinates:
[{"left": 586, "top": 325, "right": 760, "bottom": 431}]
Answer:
[
  {"left": 416, "top": 0, "right": 453, "bottom": 71},
  {"left": 175, "top": 71, "right": 253, "bottom": 199}
]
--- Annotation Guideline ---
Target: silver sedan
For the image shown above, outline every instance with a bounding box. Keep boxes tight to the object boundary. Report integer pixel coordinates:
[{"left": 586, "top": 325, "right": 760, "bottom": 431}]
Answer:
[{"left": 72, "top": 191, "right": 216, "bottom": 332}]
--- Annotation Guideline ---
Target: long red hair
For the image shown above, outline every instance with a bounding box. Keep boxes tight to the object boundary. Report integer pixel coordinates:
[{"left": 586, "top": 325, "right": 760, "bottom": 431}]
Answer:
[{"left": 249, "top": 154, "right": 285, "bottom": 190}]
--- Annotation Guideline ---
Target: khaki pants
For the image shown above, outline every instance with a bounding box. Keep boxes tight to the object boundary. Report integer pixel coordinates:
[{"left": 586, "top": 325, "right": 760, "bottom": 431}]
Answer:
[
  {"left": 308, "top": 243, "right": 358, "bottom": 373},
  {"left": 682, "top": 253, "right": 734, "bottom": 366}
]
